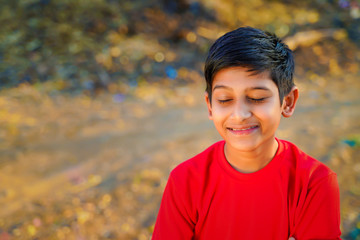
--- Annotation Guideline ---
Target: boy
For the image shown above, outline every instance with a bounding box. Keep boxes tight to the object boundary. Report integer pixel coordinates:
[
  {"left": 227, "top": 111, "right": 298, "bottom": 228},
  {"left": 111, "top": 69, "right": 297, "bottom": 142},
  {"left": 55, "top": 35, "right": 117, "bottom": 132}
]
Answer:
[{"left": 152, "top": 27, "right": 341, "bottom": 239}]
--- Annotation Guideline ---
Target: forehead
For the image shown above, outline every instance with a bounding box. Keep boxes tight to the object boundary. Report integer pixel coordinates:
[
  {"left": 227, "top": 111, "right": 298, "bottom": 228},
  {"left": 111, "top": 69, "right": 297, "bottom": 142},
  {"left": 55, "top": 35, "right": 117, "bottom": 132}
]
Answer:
[{"left": 212, "top": 67, "right": 276, "bottom": 90}]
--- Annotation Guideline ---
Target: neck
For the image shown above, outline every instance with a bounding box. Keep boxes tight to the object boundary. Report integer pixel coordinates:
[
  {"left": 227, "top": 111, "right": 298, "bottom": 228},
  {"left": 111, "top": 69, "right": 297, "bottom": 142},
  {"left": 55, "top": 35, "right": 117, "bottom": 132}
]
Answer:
[{"left": 224, "top": 137, "right": 278, "bottom": 173}]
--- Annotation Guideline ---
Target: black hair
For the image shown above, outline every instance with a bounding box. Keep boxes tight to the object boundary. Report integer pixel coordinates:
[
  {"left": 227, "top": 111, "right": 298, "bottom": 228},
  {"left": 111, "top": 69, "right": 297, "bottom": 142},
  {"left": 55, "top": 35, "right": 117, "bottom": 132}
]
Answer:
[{"left": 204, "top": 26, "right": 294, "bottom": 104}]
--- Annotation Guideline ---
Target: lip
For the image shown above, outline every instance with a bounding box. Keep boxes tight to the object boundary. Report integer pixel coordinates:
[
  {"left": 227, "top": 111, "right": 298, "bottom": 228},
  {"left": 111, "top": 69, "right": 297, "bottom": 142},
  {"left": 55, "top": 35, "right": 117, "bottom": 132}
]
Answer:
[{"left": 227, "top": 124, "right": 259, "bottom": 135}]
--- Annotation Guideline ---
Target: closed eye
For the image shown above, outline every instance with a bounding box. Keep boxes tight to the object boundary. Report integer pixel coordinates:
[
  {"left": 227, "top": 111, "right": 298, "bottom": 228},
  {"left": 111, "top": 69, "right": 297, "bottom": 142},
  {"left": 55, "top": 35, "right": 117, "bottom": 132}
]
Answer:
[
  {"left": 218, "top": 99, "right": 233, "bottom": 104},
  {"left": 248, "top": 97, "right": 266, "bottom": 103}
]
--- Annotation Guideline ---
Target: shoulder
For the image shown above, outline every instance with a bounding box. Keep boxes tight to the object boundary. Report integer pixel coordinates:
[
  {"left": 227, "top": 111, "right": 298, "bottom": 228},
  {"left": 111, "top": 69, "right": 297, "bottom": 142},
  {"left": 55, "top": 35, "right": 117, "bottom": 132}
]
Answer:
[
  {"left": 279, "top": 139, "right": 337, "bottom": 186},
  {"left": 169, "top": 140, "right": 224, "bottom": 184}
]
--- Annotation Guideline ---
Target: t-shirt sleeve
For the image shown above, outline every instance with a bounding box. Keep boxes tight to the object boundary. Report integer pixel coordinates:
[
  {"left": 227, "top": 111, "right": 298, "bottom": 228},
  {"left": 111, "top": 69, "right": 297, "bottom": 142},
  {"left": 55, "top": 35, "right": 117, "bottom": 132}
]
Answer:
[
  {"left": 151, "top": 173, "right": 195, "bottom": 240},
  {"left": 291, "top": 173, "right": 341, "bottom": 240}
]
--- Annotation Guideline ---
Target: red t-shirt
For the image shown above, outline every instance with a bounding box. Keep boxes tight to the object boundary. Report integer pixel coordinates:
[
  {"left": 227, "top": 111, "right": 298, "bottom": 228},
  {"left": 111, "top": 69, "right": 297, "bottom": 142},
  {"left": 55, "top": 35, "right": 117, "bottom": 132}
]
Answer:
[{"left": 152, "top": 139, "right": 341, "bottom": 240}]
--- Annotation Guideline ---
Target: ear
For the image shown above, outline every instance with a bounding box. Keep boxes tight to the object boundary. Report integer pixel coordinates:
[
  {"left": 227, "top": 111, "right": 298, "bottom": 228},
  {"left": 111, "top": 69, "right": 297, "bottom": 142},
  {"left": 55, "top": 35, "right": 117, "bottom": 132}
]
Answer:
[
  {"left": 205, "top": 92, "right": 213, "bottom": 120},
  {"left": 282, "top": 86, "right": 299, "bottom": 118}
]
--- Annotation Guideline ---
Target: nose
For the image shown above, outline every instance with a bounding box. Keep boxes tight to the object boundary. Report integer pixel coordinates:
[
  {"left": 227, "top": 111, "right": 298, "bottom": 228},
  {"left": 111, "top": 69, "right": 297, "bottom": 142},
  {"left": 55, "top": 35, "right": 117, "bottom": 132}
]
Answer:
[{"left": 231, "top": 100, "right": 252, "bottom": 120}]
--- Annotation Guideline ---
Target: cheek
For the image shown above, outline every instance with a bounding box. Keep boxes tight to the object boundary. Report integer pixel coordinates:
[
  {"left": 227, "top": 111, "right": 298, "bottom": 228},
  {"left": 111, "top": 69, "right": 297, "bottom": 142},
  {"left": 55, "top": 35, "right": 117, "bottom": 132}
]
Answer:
[
  {"left": 212, "top": 105, "right": 231, "bottom": 119},
  {"left": 255, "top": 104, "right": 282, "bottom": 123}
]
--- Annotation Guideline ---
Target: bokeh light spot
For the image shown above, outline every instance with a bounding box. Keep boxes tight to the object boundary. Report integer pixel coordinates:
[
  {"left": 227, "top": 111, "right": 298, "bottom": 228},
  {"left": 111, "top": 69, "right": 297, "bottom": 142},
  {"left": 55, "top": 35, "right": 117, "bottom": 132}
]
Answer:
[
  {"left": 186, "top": 32, "right": 197, "bottom": 42},
  {"left": 154, "top": 52, "right": 165, "bottom": 62}
]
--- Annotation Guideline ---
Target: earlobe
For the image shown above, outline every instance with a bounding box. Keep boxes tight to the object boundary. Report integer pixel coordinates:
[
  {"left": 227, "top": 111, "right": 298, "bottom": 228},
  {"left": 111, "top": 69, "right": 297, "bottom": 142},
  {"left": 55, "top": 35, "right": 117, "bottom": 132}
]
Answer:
[
  {"left": 282, "top": 86, "right": 299, "bottom": 118},
  {"left": 205, "top": 92, "right": 213, "bottom": 120}
]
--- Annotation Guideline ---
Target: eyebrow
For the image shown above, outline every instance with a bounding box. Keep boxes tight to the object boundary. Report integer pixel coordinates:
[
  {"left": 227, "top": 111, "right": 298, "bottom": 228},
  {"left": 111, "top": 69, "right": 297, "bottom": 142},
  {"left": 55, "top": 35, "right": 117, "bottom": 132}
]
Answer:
[
  {"left": 250, "top": 87, "right": 271, "bottom": 91},
  {"left": 213, "top": 85, "right": 231, "bottom": 91},
  {"left": 212, "top": 85, "right": 271, "bottom": 92}
]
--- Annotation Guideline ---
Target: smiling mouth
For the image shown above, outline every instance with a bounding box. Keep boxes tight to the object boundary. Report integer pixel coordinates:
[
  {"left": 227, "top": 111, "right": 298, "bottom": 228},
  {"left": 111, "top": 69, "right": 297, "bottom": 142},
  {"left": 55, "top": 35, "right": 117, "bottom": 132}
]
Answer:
[
  {"left": 226, "top": 125, "right": 259, "bottom": 135},
  {"left": 227, "top": 126, "right": 258, "bottom": 131}
]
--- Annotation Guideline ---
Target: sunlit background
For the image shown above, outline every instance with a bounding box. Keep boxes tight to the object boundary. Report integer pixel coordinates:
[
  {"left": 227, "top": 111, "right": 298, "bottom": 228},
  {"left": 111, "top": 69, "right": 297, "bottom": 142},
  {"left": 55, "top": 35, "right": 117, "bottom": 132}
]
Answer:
[{"left": 0, "top": 0, "right": 359, "bottom": 239}]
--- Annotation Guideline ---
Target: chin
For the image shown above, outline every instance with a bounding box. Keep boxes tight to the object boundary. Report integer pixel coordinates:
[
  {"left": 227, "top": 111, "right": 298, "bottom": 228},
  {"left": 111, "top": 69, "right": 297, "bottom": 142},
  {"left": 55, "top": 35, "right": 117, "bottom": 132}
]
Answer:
[{"left": 226, "top": 139, "right": 260, "bottom": 152}]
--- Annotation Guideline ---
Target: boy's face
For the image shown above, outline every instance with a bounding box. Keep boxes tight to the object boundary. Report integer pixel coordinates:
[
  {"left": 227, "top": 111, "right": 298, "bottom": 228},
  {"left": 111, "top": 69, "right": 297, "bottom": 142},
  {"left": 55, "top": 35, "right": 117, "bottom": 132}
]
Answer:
[{"left": 205, "top": 67, "right": 294, "bottom": 153}]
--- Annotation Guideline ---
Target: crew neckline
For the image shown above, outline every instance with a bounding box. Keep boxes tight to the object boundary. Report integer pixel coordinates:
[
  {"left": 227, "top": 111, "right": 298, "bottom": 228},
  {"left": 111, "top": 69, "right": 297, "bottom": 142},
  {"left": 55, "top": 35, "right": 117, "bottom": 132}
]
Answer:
[{"left": 216, "top": 138, "right": 284, "bottom": 181}]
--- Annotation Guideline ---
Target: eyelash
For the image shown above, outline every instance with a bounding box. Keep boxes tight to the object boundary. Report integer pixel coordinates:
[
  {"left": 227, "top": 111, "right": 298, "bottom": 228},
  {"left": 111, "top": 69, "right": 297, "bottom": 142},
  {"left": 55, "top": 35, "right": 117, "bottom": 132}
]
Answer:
[
  {"left": 248, "top": 97, "right": 266, "bottom": 103},
  {"left": 218, "top": 99, "right": 232, "bottom": 104},
  {"left": 218, "top": 98, "right": 266, "bottom": 104}
]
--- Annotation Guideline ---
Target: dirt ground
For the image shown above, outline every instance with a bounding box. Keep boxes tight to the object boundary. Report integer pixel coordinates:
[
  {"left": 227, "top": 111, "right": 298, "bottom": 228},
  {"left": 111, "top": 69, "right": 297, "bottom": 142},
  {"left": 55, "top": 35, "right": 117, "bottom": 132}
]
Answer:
[{"left": 0, "top": 73, "right": 359, "bottom": 239}]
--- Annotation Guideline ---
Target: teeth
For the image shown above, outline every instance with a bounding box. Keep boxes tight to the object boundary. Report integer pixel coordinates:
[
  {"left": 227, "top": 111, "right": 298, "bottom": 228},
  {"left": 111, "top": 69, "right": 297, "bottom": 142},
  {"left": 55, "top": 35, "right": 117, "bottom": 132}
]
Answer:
[{"left": 230, "top": 126, "right": 256, "bottom": 131}]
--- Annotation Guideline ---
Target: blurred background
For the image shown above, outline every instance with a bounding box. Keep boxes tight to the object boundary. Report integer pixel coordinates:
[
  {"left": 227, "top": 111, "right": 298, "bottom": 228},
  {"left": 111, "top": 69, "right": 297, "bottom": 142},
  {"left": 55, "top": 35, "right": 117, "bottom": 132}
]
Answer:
[{"left": 0, "top": 0, "right": 359, "bottom": 239}]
